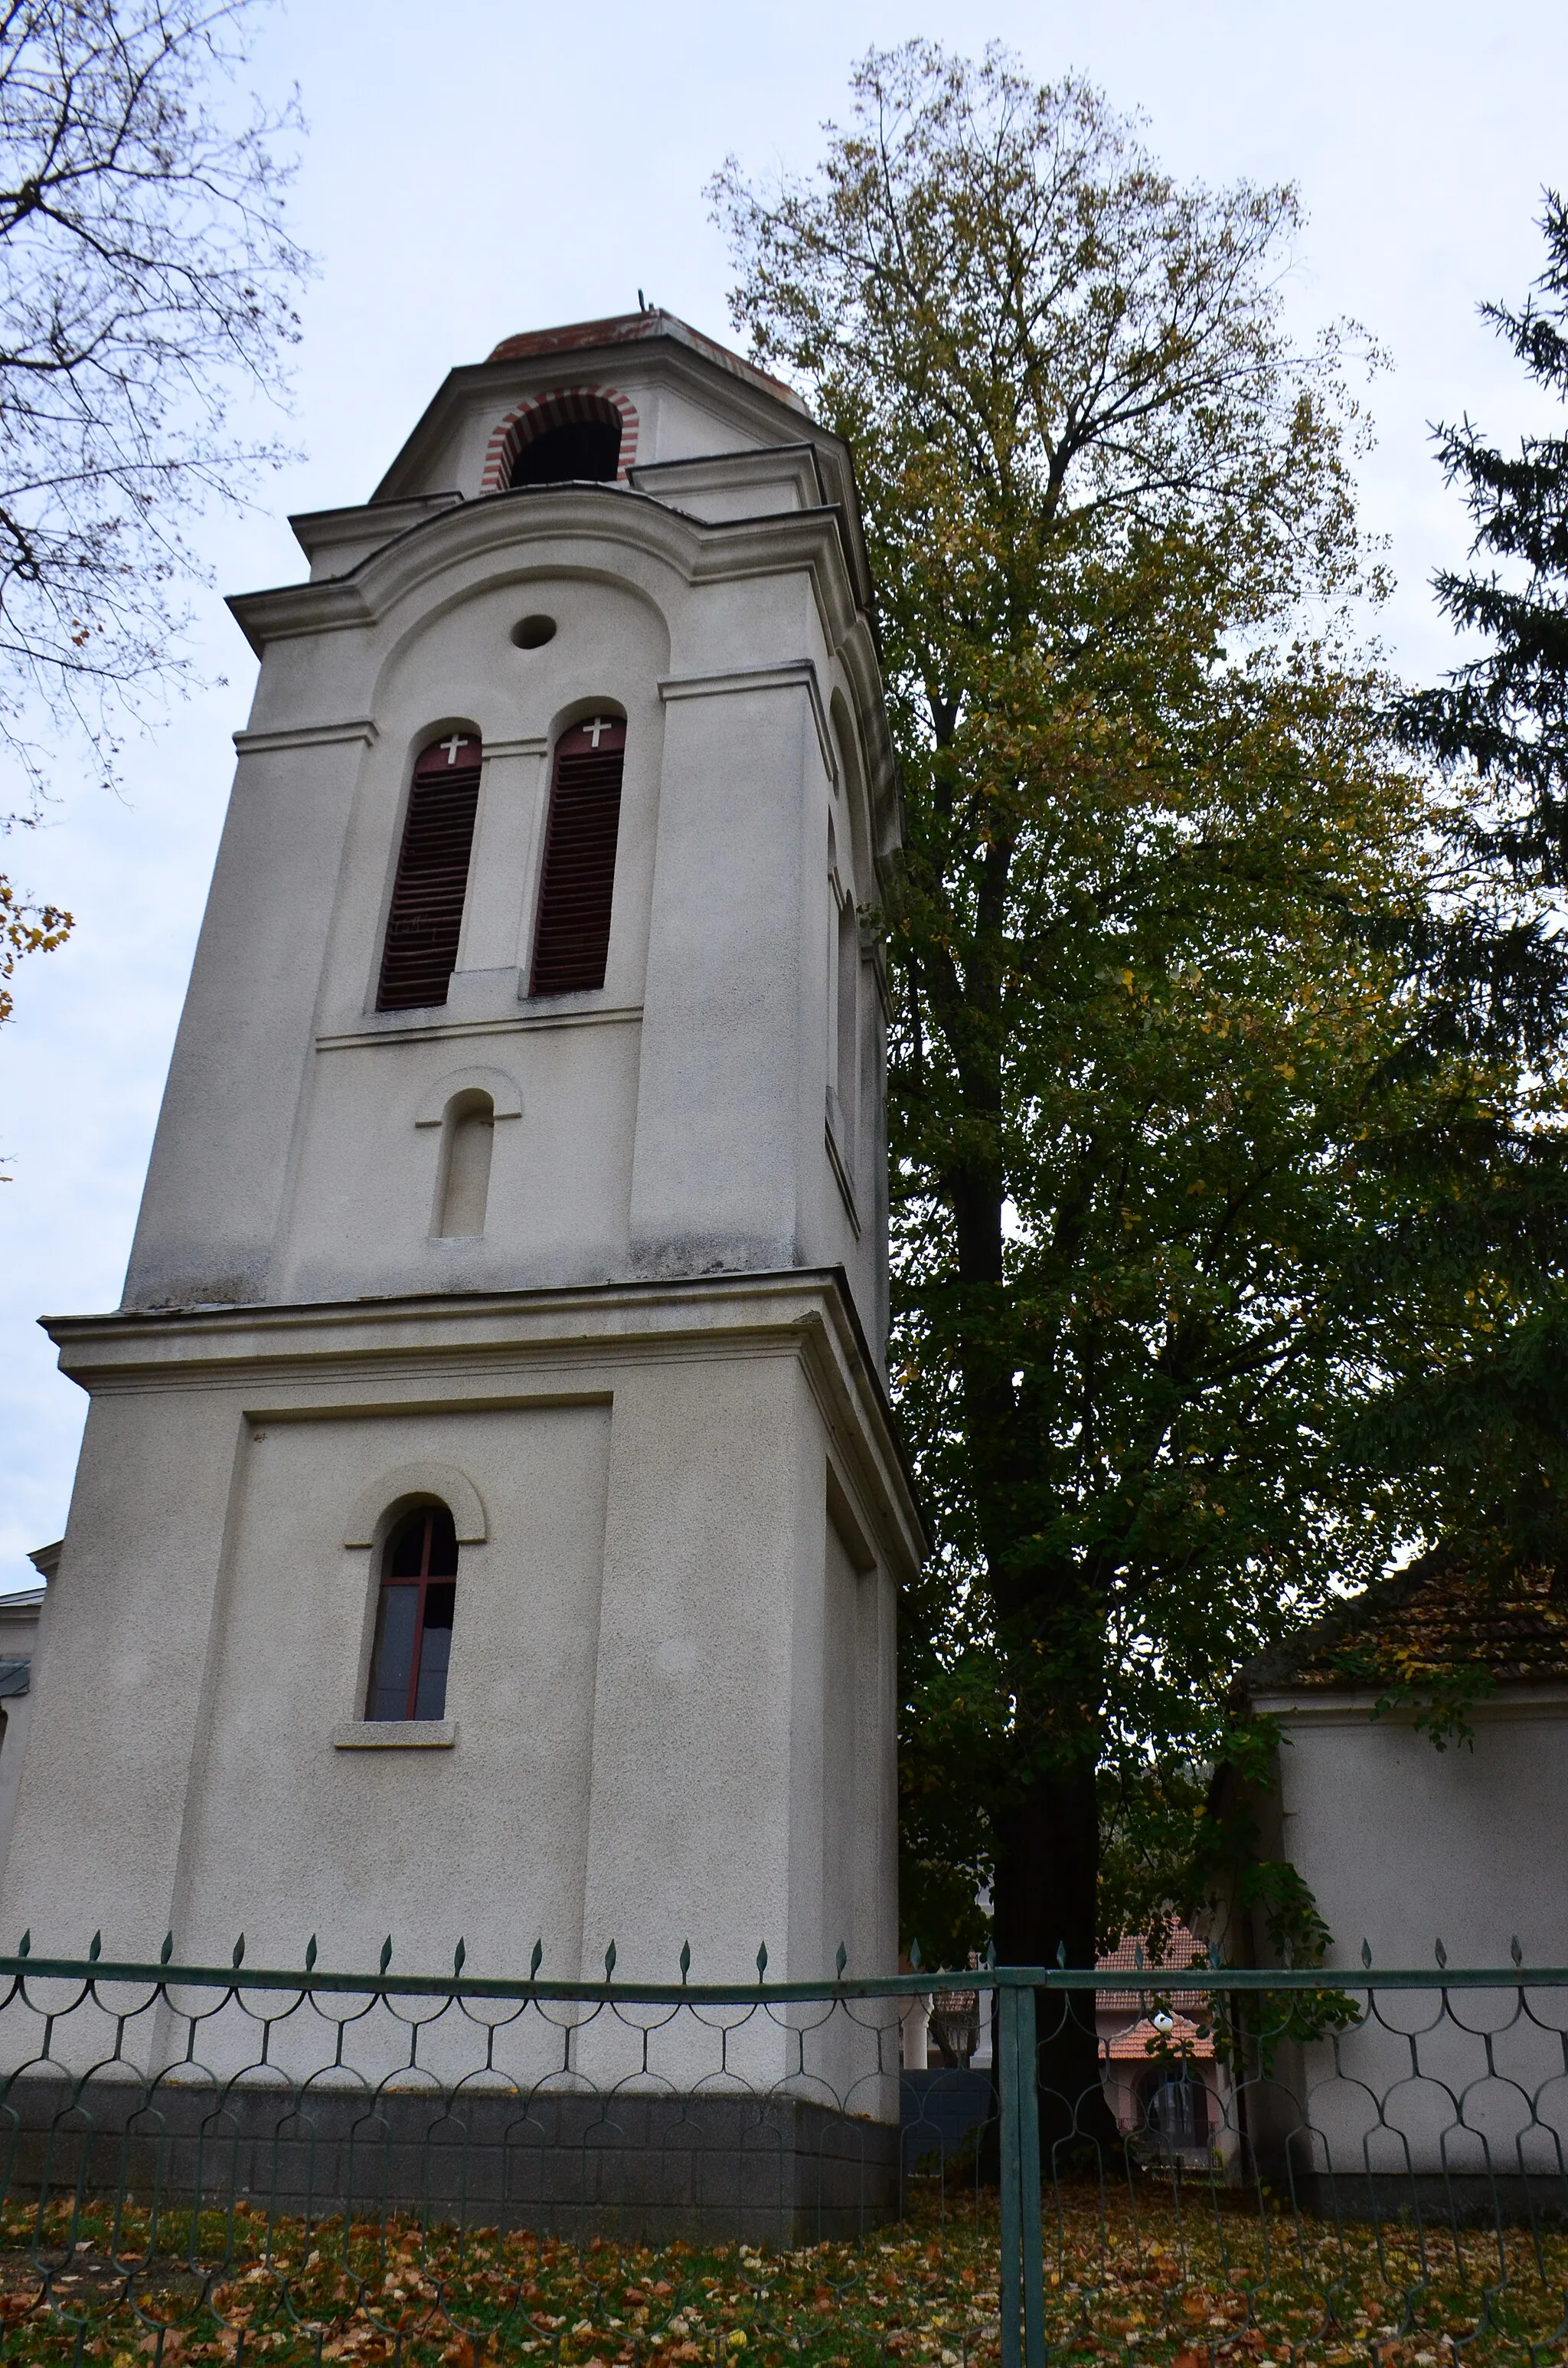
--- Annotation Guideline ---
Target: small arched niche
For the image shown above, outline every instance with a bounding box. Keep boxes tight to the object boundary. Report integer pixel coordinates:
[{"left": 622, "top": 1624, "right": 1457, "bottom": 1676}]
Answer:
[{"left": 433, "top": 1088, "right": 495, "bottom": 1238}]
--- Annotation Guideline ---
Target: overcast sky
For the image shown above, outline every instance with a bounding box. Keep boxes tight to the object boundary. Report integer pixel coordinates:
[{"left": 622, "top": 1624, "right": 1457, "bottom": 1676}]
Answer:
[{"left": 1, "top": 0, "right": 1565, "bottom": 1591}]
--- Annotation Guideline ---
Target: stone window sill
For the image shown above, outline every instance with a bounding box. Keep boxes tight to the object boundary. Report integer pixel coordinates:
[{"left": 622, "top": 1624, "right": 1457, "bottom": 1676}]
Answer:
[{"left": 332, "top": 1721, "right": 456, "bottom": 1750}]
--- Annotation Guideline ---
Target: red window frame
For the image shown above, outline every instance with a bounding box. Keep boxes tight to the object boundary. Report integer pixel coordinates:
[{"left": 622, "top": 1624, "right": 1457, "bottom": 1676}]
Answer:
[{"left": 366, "top": 1506, "right": 457, "bottom": 1722}]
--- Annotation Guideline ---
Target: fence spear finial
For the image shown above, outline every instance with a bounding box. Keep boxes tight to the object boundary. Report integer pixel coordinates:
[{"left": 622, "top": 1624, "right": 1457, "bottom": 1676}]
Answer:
[
  {"left": 1435, "top": 1938, "right": 1448, "bottom": 1969},
  {"left": 756, "top": 1941, "right": 768, "bottom": 1979},
  {"left": 305, "top": 1935, "right": 318, "bottom": 1971},
  {"left": 160, "top": 1933, "right": 173, "bottom": 1965},
  {"left": 16, "top": 1931, "right": 28, "bottom": 1959},
  {"left": 1511, "top": 1935, "right": 1524, "bottom": 1967},
  {"left": 453, "top": 1938, "right": 466, "bottom": 1976},
  {"left": 679, "top": 1940, "right": 691, "bottom": 1981},
  {"left": 603, "top": 1939, "right": 617, "bottom": 1979},
  {"left": 1361, "top": 1939, "right": 1372, "bottom": 1968},
  {"left": 232, "top": 1934, "right": 245, "bottom": 1968},
  {"left": 836, "top": 1942, "right": 848, "bottom": 1977},
  {"left": 910, "top": 1938, "right": 923, "bottom": 1971},
  {"left": 529, "top": 1938, "right": 543, "bottom": 1979},
  {"left": 379, "top": 1935, "right": 393, "bottom": 1974}
]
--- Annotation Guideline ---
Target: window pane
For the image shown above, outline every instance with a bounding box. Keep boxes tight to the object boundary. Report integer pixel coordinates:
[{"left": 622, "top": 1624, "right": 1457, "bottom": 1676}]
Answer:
[
  {"left": 413, "top": 1581, "right": 456, "bottom": 1719},
  {"left": 368, "top": 1583, "right": 420, "bottom": 1719},
  {"left": 385, "top": 1512, "right": 429, "bottom": 1579},
  {"left": 425, "top": 1509, "right": 459, "bottom": 1578}
]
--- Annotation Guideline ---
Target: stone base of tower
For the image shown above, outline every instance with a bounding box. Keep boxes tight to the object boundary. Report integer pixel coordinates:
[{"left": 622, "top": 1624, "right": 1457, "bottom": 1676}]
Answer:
[{"left": 5, "top": 1272, "right": 918, "bottom": 1987}]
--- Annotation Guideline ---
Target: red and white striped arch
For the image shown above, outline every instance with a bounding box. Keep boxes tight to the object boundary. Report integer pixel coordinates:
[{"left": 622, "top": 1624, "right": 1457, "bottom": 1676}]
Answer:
[{"left": 480, "top": 385, "right": 640, "bottom": 492}]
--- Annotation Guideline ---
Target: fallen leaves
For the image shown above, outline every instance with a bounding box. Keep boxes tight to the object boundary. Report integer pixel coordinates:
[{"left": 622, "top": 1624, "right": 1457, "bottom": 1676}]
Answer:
[{"left": 0, "top": 2179, "right": 1566, "bottom": 2367}]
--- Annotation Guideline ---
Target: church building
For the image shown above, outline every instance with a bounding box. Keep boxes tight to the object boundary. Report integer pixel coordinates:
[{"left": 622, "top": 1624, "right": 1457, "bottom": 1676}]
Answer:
[{"left": 4, "top": 311, "right": 921, "bottom": 1987}]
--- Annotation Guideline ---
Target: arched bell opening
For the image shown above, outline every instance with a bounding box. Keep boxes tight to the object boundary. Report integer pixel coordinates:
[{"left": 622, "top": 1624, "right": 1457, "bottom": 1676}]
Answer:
[{"left": 508, "top": 396, "right": 622, "bottom": 487}]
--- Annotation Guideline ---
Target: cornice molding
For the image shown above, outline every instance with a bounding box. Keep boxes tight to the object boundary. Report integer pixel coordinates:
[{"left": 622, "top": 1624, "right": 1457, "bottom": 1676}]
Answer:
[
  {"left": 43, "top": 1269, "right": 924, "bottom": 1578},
  {"left": 233, "top": 718, "right": 379, "bottom": 755},
  {"left": 225, "top": 486, "right": 864, "bottom": 667},
  {"left": 659, "top": 659, "right": 836, "bottom": 786},
  {"left": 629, "top": 442, "right": 828, "bottom": 512},
  {"left": 315, "top": 1003, "right": 643, "bottom": 1053},
  {"left": 289, "top": 492, "right": 462, "bottom": 564}
]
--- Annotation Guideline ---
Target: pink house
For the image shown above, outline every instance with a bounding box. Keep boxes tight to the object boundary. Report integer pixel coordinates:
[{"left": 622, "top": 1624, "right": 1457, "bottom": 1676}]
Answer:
[{"left": 1096, "top": 1924, "right": 1231, "bottom": 2162}]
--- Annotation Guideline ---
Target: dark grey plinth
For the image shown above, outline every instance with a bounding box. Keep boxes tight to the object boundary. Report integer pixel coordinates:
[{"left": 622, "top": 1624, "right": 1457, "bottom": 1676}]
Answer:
[
  {"left": 0, "top": 2076, "right": 900, "bottom": 2246},
  {"left": 1266, "top": 2166, "right": 1568, "bottom": 2228}
]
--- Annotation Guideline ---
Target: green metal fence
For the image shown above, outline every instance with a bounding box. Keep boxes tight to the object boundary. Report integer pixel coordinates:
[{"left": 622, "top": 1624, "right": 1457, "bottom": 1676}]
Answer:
[{"left": 0, "top": 1944, "right": 1564, "bottom": 2368}]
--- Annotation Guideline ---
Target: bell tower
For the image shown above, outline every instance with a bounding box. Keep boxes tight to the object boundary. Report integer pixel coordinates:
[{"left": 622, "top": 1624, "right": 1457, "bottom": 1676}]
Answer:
[{"left": 5, "top": 314, "right": 921, "bottom": 1983}]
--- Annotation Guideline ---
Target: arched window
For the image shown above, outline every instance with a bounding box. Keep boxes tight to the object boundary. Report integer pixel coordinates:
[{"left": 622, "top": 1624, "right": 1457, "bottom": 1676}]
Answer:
[
  {"left": 377, "top": 733, "right": 483, "bottom": 1011},
  {"left": 433, "top": 1089, "right": 495, "bottom": 1238},
  {"left": 529, "top": 715, "right": 626, "bottom": 995},
  {"left": 366, "top": 1504, "right": 458, "bottom": 1722},
  {"left": 507, "top": 394, "right": 623, "bottom": 488}
]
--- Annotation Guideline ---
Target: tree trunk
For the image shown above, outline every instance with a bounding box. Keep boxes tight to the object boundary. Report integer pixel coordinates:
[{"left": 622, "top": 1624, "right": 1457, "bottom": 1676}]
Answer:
[
  {"left": 940, "top": 952, "right": 1121, "bottom": 2166},
  {"left": 991, "top": 1740, "right": 1122, "bottom": 2167}
]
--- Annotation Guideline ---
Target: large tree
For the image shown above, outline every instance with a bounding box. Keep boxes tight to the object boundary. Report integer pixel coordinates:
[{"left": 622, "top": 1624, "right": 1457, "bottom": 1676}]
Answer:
[
  {"left": 1374, "top": 198, "right": 1568, "bottom": 1576},
  {"left": 1400, "top": 191, "right": 1568, "bottom": 891},
  {"left": 714, "top": 44, "right": 1568, "bottom": 2125},
  {"left": 0, "top": 0, "right": 309, "bottom": 1037}
]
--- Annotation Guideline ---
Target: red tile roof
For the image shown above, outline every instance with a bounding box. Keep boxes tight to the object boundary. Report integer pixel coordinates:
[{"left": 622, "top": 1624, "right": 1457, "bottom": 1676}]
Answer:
[
  {"left": 1246, "top": 1551, "right": 1568, "bottom": 1693},
  {"left": 1103, "top": 2011, "right": 1212, "bottom": 2061},
  {"left": 1095, "top": 1922, "right": 1214, "bottom": 2058}
]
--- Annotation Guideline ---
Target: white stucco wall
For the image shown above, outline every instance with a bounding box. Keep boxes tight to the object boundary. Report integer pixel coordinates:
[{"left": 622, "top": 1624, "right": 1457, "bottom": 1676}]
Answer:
[
  {"left": 0, "top": 1586, "right": 43, "bottom": 1892},
  {"left": 1232, "top": 1689, "right": 1568, "bottom": 2180},
  {"left": 1258, "top": 1689, "right": 1568, "bottom": 1967},
  {"left": 122, "top": 378, "right": 896, "bottom": 1358},
  {"left": 9, "top": 1269, "right": 913, "bottom": 2006},
  {"left": 15, "top": 326, "right": 917, "bottom": 2038}
]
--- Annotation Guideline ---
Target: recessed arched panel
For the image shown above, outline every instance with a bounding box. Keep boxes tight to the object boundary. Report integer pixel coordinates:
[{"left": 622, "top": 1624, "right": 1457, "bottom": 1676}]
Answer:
[
  {"left": 433, "top": 1090, "right": 495, "bottom": 1239},
  {"left": 342, "top": 1463, "right": 488, "bottom": 1548},
  {"left": 413, "top": 1068, "right": 523, "bottom": 1127}
]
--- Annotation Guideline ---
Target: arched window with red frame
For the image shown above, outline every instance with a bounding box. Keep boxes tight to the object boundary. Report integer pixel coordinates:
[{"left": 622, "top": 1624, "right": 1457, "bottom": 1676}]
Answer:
[
  {"left": 529, "top": 714, "right": 626, "bottom": 995},
  {"left": 366, "top": 1504, "right": 458, "bottom": 1722},
  {"left": 377, "top": 733, "right": 483, "bottom": 1011}
]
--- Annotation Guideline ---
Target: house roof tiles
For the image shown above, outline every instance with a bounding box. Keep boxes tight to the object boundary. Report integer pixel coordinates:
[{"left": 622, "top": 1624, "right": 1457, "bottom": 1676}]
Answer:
[
  {"left": 1243, "top": 1549, "right": 1568, "bottom": 1696},
  {"left": 1095, "top": 1922, "right": 1214, "bottom": 2057}
]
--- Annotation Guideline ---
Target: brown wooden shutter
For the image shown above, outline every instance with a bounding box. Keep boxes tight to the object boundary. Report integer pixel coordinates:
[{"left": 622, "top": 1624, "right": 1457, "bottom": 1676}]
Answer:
[
  {"left": 377, "top": 734, "right": 482, "bottom": 1011},
  {"left": 529, "top": 717, "right": 626, "bottom": 995}
]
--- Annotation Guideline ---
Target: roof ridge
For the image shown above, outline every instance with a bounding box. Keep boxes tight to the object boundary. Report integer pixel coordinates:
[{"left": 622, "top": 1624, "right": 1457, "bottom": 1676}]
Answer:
[{"left": 483, "top": 312, "right": 808, "bottom": 414}]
